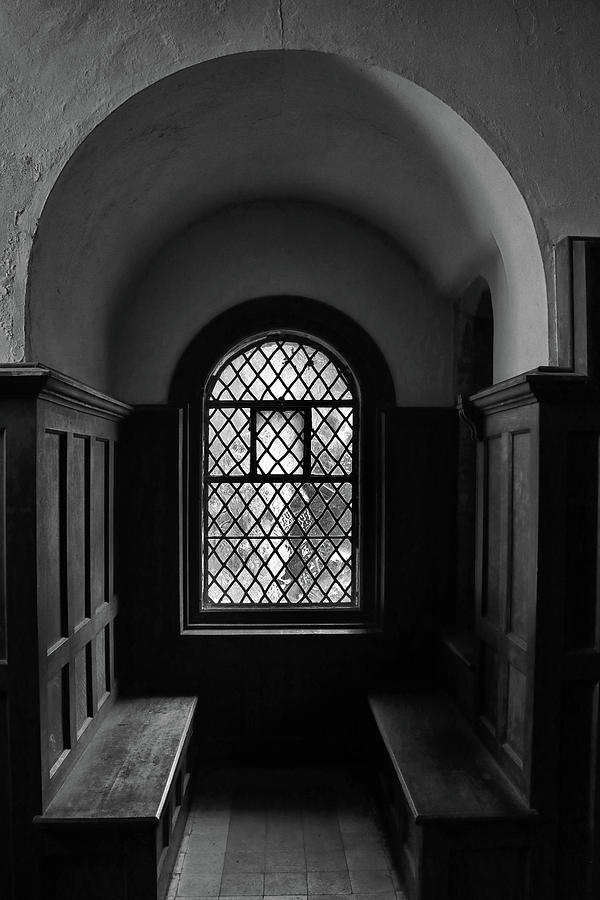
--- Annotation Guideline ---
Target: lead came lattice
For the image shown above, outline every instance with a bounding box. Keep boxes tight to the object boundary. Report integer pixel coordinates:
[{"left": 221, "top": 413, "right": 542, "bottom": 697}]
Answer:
[{"left": 203, "top": 336, "right": 358, "bottom": 608}]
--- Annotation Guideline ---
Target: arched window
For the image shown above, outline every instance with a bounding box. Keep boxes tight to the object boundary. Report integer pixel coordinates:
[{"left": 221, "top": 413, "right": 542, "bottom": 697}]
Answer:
[
  {"left": 171, "top": 296, "right": 395, "bottom": 633},
  {"left": 203, "top": 335, "right": 358, "bottom": 608}
]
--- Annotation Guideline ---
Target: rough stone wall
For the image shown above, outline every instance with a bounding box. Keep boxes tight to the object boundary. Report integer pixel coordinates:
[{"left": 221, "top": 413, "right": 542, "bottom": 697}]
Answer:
[{"left": 1, "top": 0, "right": 599, "bottom": 368}]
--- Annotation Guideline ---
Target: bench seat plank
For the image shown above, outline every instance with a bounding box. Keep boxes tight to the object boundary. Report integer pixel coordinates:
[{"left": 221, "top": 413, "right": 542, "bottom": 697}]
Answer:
[
  {"left": 369, "top": 692, "right": 533, "bottom": 823},
  {"left": 41, "top": 696, "right": 196, "bottom": 822}
]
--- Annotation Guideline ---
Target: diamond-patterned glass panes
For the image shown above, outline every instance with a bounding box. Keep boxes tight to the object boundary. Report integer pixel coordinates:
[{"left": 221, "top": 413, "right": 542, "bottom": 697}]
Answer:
[
  {"left": 203, "top": 334, "right": 357, "bottom": 609},
  {"left": 209, "top": 340, "right": 352, "bottom": 402},
  {"left": 205, "top": 483, "right": 353, "bottom": 605},
  {"left": 311, "top": 407, "right": 353, "bottom": 475},
  {"left": 257, "top": 410, "right": 304, "bottom": 475},
  {"left": 207, "top": 482, "right": 353, "bottom": 540},
  {"left": 208, "top": 408, "right": 250, "bottom": 476}
]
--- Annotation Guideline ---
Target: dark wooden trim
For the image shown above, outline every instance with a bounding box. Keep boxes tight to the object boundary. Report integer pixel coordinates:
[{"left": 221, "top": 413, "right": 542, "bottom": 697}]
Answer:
[
  {"left": 0, "top": 365, "right": 132, "bottom": 420},
  {"left": 553, "top": 237, "right": 575, "bottom": 370},
  {"left": 564, "top": 237, "right": 600, "bottom": 378},
  {"left": 457, "top": 395, "right": 484, "bottom": 441},
  {"left": 470, "top": 368, "right": 594, "bottom": 413}
]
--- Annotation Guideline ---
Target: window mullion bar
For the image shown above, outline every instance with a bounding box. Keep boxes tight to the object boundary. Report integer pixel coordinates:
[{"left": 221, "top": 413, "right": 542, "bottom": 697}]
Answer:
[
  {"left": 208, "top": 400, "right": 349, "bottom": 409},
  {"left": 206, "top": 474, "right": 350, "bottom": 484},
  {"left": 250, "top": 408, "right": 257, "bottom": 477},
  {"left": 303, "top": 407, "right": 311, "bottom": 479}
]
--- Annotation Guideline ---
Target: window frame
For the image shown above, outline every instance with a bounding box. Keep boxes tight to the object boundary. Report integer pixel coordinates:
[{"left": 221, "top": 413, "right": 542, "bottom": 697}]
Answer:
[
  {"left": 170, "top": 296, "right": 395, "bottom": 634},
  {"left": 202, "top": 333, "right": 360, "bottom": 612}
]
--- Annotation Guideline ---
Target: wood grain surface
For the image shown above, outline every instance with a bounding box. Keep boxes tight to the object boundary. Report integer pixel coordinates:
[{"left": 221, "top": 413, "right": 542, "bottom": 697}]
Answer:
[{"left": 41, "top": 696, "right": 196, "bottom": 821}]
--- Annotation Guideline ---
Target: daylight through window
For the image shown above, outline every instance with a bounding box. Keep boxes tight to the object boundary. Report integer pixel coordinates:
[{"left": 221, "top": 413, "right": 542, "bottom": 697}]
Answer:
[{"left": 203, "top": 335, "right": 359, "bottom": 609}]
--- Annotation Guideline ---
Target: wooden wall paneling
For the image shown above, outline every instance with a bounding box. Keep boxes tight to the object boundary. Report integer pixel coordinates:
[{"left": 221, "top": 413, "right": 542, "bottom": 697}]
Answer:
[
  {"left": 0, "top": 367, "right": 130, "bottom": 900},
  {"left": 0, "top": 428, "right": 9, "bottom": 894},
  {"left": 471, "top": 372, "right": 600, "bottom": 899},
  {"left": 383, "top": 408, "right": 457, "bottom": 670},
  {"left": 37, "top": 395, "right": 124, "bottom": 805},
  {"left": 555, "top": 680, "right": 599, "bottom": 899},
  {"left": 482, "top": 432, "right": 508, "bottom": 633},
  {"left": 570, "top": 237, "right": 600, "bottom": 378},
  {"left": 593, "top": 679, "right": 600, "bottom": 900},
  {"left": 69, "top": 433, "right": 90, "bottom": 629},
  {"left": 546, "top": 403, "right": 600, "bottom": 900},
  {"left": 39, "top": 429, "right": 68, "bottom": 651},
  {"left": 2, "top": 397, "right": 44, "bottom": 894},
  {"left": 504, "top": 424, "right": 536, "bottom": 790},
  {"left": 0, "top": 425, "right": 9, "bottom": 900},
  {"left": 91, "top": 437, "right": 109, "bottom": 612},
  {"left": 117, "top": 406, "right": 188, "bottom": 693},
  {"left": 0, "top": 688, "right": 14, "bottom": 900},
  {"left": 565, "top": 431, "right": 598, "bottom": 650},
  {"left": 509, "top": 430, "right": 535, "bottom": 645},
  {"left": 471, "top": 390, "right": 540, "bottom": 800},
  {"left": 0, "top": 429, "right": 6, "bottom": 662},
  {"left": 0, "top": 423, "right": 12, "bottom": 900}
]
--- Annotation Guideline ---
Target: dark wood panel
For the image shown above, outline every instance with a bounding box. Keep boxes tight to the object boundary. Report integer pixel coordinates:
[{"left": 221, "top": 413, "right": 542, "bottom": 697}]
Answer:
[
  {"left": 505, "top": 663, "right": 527, "bottom": 767},
  {"left": 45, "top": 598, "right": 117, "bottom": 679},
  {"left": 448, "top": 846, "right": 530, "bottom": 900},
  {"left": 470, "top": 371, "right": 600, "bottom": 898},
  {"left": 3, "top": 398, "right": 44, "bottom": 894},
  {"left": 37, "top": 408, "right": 121, "bottom": 803},
  {"left": 484, "top": 435, "right": 506, "bottom": 630},
  {"left": 571, "top": 238, "right": 600, "bottom": 378},
  {"left": 509, "top": 431, "right": 534, "bottom": 644},
  {"left": 47, "top": 665, "right": 69, "bottom": 774},
  {"left": 479, "top": 641, "right": 501, "bottom": 738},
  {"left": 555, "top": 681, "right": 600, "bottom": 899},
  {"left": 563, "top": 650, "right": 600, "bottom": 682},
  {"left": 0, "top": 369, "right": 130, "bottom": 900},
  {"left": 471, "top": 390, "right": 542, "bottom": 802},
  {"left": 0, "top": 430, "right": 5, "bottom": 663},
  {"left": 95, "top": 625, "right": 108, "bottom": 710},
  {"left": 69, "top": 435, "right": 89, "bottom": 628},
  {"left": 369, "top": 693, "right": 532, "bottom": 822},
  {"left": 41, "top": 697, "right": 196, "bottom": 821},
  {"left": 40, "top": 430, "right": 67, "bottom": 649},
  {"left": 91, "top": 439, "right": 108, "bottom": 612},
  {"left": 565, "top": 432, "right": 599, "bottom": 651},
  {"left": 74, "top": 643, "right": 92, "bottom": 738},
  {"left": 0, "top": 691, "right": 14, "bottom": 900},
  {"left": 383, "top": 408, "right": 457, "bottom": 647}
]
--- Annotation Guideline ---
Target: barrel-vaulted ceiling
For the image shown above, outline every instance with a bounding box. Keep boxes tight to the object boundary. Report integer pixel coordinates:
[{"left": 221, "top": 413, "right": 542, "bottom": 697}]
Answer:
[{"left": 27, "top": 50, "right": 547, "bottom": 395}]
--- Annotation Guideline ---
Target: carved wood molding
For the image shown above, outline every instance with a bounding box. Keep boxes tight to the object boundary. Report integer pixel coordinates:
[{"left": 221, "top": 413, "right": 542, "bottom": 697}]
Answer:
[
  {"left": 0, "top": 364, "right": 132, "bottom": 420},
  {"left": 469, "top": 368, "right": 596, "bottom": 415},
  {"left": 457, "top": 394, "right": 483, "bottom": 441}
]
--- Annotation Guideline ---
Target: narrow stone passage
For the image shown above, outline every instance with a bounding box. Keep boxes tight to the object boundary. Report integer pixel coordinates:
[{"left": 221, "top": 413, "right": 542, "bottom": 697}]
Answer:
[{"left": 168, "top": 767, "right": 407, "bottom": 900}]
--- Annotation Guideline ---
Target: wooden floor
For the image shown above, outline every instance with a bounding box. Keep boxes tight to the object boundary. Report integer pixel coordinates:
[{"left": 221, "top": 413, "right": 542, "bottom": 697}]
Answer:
[{"left": 168, "top": 767, "right": 406, "bottom": 900}]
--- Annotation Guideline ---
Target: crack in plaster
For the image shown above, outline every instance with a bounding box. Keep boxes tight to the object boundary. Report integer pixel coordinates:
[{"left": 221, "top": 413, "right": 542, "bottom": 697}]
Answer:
[{"left": 278, "top": 0, "right": 285, "bottom": 49}]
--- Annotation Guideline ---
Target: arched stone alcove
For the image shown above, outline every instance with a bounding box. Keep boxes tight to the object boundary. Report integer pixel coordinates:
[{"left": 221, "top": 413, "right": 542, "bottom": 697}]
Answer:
[{"left": 25, "top": 50, "right": 547, "bottom": 401}]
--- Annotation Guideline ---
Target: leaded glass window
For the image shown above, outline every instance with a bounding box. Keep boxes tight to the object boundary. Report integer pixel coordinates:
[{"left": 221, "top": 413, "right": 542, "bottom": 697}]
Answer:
[{"left": 202, "top": 335, "right": 359, "bottom": 608}]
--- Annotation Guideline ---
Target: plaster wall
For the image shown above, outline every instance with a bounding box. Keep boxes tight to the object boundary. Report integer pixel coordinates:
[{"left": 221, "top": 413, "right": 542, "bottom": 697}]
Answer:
[
  {"left": 2, "top": 0, "right": 599, "bottom": 386},
  {"left": 111, "top": 201, "right": 452, "bottom": 406}
]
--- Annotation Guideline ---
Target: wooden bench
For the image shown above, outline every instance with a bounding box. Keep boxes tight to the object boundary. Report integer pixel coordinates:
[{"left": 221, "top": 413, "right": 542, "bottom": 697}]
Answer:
[
  {"left": 35, "top": 696, "right": 197, "bottom": 900},
  {"left": 369, "top": 692, "right": 538, "bottom": 900}
]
